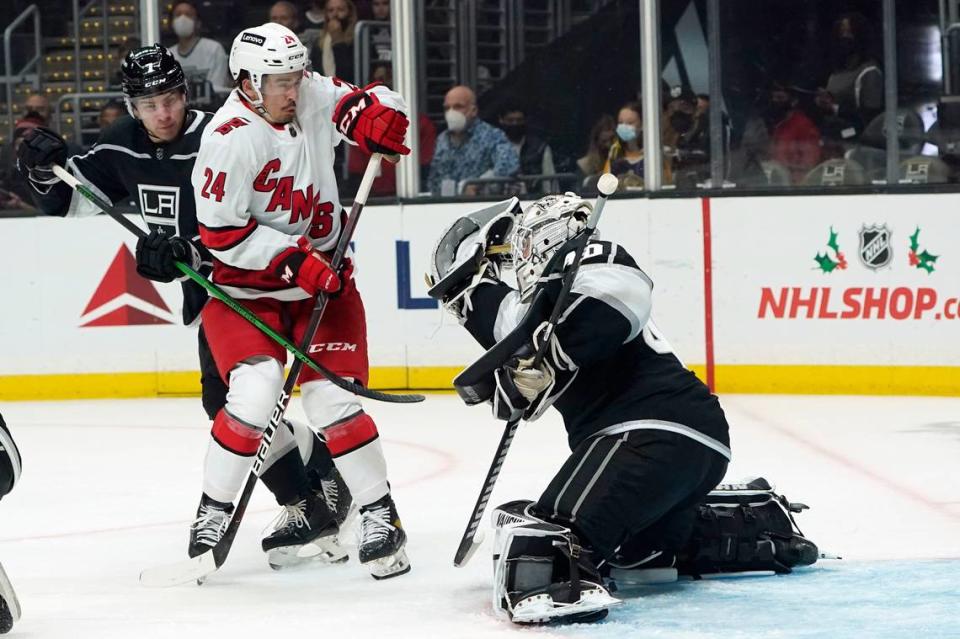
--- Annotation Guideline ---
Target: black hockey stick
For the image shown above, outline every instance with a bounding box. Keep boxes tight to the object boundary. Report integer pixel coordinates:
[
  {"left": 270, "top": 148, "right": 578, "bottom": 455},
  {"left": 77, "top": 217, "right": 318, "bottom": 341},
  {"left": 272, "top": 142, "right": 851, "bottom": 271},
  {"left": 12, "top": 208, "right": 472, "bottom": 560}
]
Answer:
[
  {"left": 140, "top": 153, "right": 388, "bottom": 586},
  {"left": 51, "top": 164, "right": 422, "bottom": 406},
  {"left": 452, "top": 174, "right": 619, "bottom": 567}
]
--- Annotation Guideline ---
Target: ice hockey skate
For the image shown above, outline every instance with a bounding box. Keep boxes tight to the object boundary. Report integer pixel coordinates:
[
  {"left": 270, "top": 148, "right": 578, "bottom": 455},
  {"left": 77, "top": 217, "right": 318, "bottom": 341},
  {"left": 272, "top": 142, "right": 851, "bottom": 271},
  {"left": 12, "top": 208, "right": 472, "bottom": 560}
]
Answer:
[
  {"left": 262, "top": 492, "right": 346, "bottom": 570},
  {"left": 315, "top": 465, "right": 357, "bottom": 529},
  {"left": 358, "top": 494, "right": 410, "bottom": 579},
  {"left": 188, "top": 494, "right": 234, "bottom": 559},
  {"left": 0, "top": 562, "right": 20, "bottom": 635}
]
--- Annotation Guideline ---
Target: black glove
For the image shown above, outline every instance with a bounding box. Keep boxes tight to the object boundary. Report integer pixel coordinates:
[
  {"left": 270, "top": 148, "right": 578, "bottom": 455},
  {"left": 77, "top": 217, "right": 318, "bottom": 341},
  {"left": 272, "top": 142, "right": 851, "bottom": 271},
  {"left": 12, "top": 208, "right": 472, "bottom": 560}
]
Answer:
[
  {"left": 16, "top": 127, "right": 68, "bottom": 189},
  {"left": 135, "top": 228, "right": 201, "bottom": 283}
]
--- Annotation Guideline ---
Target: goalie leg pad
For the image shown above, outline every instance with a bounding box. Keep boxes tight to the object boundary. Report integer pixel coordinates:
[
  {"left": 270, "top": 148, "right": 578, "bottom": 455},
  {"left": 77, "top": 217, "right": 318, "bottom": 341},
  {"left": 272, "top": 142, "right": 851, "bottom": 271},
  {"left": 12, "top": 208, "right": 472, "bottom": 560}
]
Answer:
[
  {"left": 493, "top": 521, "right": 619, "bottom": 624},
  {"left": 677, "top": 477, "right": 819, "bottom": 577}
]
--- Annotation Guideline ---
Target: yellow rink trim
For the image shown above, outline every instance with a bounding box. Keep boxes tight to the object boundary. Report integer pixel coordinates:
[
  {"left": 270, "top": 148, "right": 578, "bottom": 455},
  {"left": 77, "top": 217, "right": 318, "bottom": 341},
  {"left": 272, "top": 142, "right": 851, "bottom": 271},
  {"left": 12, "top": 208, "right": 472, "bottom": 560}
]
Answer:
[{"left": 0, "top": 364, "right": 956, "bottom": 401}]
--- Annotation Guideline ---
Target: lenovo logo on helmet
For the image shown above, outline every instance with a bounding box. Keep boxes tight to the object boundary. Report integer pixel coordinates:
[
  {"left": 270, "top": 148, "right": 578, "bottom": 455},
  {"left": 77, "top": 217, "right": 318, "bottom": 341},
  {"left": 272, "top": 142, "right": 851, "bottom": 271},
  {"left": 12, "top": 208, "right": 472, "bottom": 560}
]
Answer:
[{"left": 241, "top": 32, "right": 266, "bottom": 46}]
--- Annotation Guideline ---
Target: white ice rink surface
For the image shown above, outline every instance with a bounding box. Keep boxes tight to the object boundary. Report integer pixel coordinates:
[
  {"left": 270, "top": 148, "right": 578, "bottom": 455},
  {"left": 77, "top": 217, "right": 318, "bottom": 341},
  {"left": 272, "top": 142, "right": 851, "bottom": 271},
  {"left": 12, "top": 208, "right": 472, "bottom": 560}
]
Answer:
[{"left": 1, "top": 393, "right": 959, "bottom": 638}]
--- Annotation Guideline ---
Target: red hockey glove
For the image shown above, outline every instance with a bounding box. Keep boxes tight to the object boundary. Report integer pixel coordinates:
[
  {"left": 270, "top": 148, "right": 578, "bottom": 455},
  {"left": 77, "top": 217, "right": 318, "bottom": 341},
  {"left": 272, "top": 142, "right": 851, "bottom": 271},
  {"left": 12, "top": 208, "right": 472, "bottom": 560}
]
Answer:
[
  {"left": 333, "top": 82, "right": 411, "bottom": 156},
  {"left": 276, "top": 237, "right": 342, "bottom": 296}
]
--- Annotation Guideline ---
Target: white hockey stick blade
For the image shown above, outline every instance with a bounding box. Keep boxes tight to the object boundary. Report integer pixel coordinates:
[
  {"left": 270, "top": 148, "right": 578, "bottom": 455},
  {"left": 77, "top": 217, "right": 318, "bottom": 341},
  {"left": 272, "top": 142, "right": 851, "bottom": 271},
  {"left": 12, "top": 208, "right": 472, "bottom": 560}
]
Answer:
[{"left": 139, "top": 552, "right": 218, "bottom": 587}]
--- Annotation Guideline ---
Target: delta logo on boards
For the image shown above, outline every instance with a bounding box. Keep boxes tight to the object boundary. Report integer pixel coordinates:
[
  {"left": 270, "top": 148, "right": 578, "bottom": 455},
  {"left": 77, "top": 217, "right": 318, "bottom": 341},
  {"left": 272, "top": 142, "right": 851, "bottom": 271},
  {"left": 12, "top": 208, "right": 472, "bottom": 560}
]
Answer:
[
  {"left": 757, "top": 224, "right": 955, "bottom": 321},
  {"left": 79, "top": 244, "right": 175, "bottom": 327}
]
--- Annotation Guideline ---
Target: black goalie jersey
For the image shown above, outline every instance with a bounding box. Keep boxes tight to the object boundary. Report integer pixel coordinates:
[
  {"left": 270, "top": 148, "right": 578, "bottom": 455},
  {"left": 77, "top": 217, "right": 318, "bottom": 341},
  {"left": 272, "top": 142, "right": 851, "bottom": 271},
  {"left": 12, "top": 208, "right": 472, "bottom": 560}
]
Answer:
[
  {"left": 32, "top": 110, "right": 215, "bottom": 325},
  {"left": 462, "top": 239, "right": 731, "bottom": 459}
]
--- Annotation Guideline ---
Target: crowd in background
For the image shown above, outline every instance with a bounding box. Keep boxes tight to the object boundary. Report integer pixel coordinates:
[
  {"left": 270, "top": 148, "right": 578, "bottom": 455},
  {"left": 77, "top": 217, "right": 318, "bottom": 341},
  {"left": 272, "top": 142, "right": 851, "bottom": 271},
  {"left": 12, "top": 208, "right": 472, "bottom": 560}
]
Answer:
[{"left": 2, "top": 2, "right": 955, "bottom": 210}]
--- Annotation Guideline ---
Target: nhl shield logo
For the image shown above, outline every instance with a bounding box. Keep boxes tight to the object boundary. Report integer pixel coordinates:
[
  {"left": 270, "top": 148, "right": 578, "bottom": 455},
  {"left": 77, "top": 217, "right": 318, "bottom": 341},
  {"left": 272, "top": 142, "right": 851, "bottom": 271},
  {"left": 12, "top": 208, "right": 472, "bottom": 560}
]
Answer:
[{"left": 859, "top": 224, "right": 893, "bottom": 270}]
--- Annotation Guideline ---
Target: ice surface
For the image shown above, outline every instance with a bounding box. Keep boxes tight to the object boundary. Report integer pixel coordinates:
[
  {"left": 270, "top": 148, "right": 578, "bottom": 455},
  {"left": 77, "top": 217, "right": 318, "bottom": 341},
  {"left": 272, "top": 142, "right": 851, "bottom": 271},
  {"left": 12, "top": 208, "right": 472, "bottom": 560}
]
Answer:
[{"left": 0, "top": 393, "right": 958, "bottom": 638}]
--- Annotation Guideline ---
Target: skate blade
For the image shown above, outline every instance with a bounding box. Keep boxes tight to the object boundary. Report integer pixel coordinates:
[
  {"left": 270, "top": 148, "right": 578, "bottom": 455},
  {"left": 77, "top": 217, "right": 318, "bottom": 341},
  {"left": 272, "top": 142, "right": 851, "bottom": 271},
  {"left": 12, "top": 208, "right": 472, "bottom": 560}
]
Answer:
[
  {"left": 268, "top": 536, "right": 349, "bottom": 571},
  {"left": 366, "top": 548, "right": 411, "bottom": 580}
]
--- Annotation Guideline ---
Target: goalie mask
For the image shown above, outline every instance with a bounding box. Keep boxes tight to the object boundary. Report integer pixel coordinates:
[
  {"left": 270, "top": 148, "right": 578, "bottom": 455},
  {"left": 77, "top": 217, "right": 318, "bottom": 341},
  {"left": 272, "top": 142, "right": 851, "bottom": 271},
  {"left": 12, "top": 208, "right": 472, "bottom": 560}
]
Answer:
[{"left": 511, "top": 193, "right": 592, "bottom": 302}]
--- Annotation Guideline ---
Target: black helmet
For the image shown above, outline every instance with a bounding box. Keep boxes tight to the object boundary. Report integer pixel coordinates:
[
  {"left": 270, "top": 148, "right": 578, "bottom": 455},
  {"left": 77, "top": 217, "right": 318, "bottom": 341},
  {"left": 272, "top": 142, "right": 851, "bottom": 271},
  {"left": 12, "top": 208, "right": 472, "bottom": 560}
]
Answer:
[{"left": 121, "top": 44, "right": 185, "bottom": 100}]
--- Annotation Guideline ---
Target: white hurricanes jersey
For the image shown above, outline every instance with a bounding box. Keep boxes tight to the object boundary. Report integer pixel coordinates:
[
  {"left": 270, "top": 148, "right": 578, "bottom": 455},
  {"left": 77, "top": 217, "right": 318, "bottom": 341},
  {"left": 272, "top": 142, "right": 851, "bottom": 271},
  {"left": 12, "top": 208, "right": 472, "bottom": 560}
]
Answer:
[{"left": 194, "top": 72, "right": 407, "bottom": 300}]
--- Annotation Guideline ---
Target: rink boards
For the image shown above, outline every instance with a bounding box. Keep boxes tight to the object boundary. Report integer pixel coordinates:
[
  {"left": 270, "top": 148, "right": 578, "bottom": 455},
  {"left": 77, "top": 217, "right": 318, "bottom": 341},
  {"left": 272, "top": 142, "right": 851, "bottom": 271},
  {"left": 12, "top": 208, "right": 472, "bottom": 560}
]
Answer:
[{"left": 0, "top": 192, "right": 957, "bottom": 399}]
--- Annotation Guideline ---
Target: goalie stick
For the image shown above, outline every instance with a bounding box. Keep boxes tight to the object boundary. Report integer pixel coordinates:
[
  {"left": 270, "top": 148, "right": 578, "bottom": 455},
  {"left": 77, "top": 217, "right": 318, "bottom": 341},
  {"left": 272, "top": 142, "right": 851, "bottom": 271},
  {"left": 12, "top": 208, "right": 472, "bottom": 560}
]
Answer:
[
  {"left": 51, "top": 164, "right": 422, "bottom": 406},
  {"left": 137, "top": 153, "right": 391, "bottom": 586},
  {"left": 452, "top": 173, "right": 620, "bottom": 567}
]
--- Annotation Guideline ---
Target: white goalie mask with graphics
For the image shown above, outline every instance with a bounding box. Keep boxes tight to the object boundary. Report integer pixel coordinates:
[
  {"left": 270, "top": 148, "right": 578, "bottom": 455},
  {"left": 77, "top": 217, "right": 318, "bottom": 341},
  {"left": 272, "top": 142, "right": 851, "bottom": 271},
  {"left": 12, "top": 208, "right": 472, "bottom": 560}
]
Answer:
[{"left": 511, "top": 193, "right": 593, "bottom": 302}]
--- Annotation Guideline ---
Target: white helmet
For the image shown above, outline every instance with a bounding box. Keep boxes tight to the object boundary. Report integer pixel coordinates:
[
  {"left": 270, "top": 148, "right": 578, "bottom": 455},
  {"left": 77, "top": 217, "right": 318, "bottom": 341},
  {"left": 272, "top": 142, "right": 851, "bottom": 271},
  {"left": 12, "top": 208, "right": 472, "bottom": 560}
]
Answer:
[
  {"left": 229, "top": 23, "right": 308, "bottom": 108},
  {"left": 511, "top": 193, "right": 592, "bottom": 301}
]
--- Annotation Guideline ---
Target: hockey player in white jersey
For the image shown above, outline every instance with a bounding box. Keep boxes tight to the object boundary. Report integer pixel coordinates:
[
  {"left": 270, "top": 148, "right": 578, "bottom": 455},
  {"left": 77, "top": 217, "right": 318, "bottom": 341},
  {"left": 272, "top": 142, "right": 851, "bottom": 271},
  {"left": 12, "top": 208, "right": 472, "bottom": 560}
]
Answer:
[{"left": 192, "top": 22, "right": 411, "bottom": 579}]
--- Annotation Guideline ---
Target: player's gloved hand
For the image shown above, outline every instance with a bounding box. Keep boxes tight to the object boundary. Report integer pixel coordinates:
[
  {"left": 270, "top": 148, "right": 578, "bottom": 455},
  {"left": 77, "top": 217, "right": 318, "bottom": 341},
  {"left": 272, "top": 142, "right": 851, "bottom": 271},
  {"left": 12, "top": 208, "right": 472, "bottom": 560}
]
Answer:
[
  {"left": 276, "top": 236, "right": 342, "bottom": 296},
  {"left": 333, "top": 82, "right": 411, "bottom": 156},
  {"left": 16, "top": 126, "right": 68, "bottom": 190},
  {"left": 136, "top": 228, "right": 202, "bottom": 283},
  {"left": 509, "top": 355, "right": 555, "bottom": 403}
]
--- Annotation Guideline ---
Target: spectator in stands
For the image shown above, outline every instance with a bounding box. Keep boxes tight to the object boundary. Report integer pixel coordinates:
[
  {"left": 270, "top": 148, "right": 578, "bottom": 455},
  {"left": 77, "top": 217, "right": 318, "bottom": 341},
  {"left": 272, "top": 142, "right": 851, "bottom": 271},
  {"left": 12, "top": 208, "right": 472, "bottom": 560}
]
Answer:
[
  {"left": 301, "top": 0, "right": 326, "bottom": 49},
  {"left": 310, "top": 0, "right": 358, "bottom": 82},
  {"left": 428, "top": 85, "right": 519, "bottom": 196},
  {"left": 577, "top": 114, "right": 616, "bottom": 189},
  {"left": 814, "top": 12, "right": 883, "bottom": 152},
  {"left": 369, "top": 0, "right": 392, "bottom": 64},
  {"left": 766, "top": 81, "right": 821, "bottom": 184},
  {"left": 346, "top": 63, "right": 436, "bottom": 195},
  {"left": 23, "top": 94, "right": 51, "bottom": 126},
  {"left": 606, "top": 101, "right": 669, "bottom": 189},
  {"left": 168, "top": 1, "right": 231, "bottom": 98},
  {"left": 270, "top": 1, "right": 300, "bottom": 31},
  {"left": 498, "top": 103, "right": 556, "bottom": 194},
  {"left": 270, "top": 1, "right": 316, "bottom": 51},
  {"left": 0, "top": 117, "right": 45, "bottom": 211},
  {"left": 98, "top": 100, "right": 125, "bottom": 133},
  {"left": 663, "top": 86, "right": 710, "bottom": 188}
]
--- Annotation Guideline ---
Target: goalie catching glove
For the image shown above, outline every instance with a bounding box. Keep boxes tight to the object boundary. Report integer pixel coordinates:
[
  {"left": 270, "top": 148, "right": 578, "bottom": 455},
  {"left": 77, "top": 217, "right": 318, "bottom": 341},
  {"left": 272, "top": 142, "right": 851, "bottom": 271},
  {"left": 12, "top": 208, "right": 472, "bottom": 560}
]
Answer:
[
  {"left": 333, "top": 82, "right": 411, "bottom": 156},
  {"left": 425, "top": 198, "right": 520, "bottom": 320},
  {"left": 274, "top": 236, "right": 353, "bottom": 296}
]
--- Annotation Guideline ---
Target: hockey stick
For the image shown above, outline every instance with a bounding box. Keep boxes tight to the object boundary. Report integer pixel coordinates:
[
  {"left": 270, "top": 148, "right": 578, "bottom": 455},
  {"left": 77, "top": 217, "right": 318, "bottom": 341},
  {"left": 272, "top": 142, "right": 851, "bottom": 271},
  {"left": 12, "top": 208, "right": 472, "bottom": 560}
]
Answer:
[
  {"left": 51, "top": 164, "right": 422, "bottom": 406},
  {"left": 453, "top": 174, "right": 619, "bottom": 567},
  {"left": 140, "top": 153, "right": 386, "bottom": 586}
]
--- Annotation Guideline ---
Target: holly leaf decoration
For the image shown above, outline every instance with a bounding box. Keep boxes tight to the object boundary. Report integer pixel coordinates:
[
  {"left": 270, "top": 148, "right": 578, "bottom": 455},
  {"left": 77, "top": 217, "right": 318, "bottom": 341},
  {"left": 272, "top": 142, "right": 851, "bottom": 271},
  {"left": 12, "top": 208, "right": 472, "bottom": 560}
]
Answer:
[
  {"left": 815, "top": 252, "right": 839, "bottom": 273},
  {"left": 909, "top": 227, "right": 921, "bottom": 253},
  {"left": 827, "top": 227, "right": 841, "bottom": 254},
  {"left": 917, "top": 250, "right": 938, "bottom": 273}
]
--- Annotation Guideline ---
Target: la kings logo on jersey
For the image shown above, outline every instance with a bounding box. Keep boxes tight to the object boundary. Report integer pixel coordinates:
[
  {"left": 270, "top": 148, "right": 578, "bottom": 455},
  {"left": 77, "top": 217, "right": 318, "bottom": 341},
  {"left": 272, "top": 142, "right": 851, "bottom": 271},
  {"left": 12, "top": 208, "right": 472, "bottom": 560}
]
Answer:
[{"left": 137, "top": 184, "right": 180, "bottom": 229}]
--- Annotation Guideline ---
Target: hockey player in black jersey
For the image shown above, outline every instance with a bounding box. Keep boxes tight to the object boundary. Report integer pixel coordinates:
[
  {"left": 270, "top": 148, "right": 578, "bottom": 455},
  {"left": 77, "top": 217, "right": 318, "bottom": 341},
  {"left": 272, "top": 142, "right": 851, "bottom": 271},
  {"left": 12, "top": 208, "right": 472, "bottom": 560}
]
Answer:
[
  {"left": 15, "top": 45, "right": 353, "bottom": 569},
  {"left": 0, "top": 413, "right": 22, "bottom": 633},
  {"left": 428, "top": 195, "right": 818, "bottom": 623}
]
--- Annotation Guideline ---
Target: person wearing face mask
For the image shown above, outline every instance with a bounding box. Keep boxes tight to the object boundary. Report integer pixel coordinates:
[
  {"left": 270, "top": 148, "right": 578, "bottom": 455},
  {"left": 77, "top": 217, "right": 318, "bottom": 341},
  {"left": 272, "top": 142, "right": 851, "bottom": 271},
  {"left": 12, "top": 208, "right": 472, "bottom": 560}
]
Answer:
[
  {"left": 428, "top": 85, "right": 520, "bottom": 196},
  {"left": 604, "top": 102, "right": 671, "bottom": 189},
  {"left": 814, "top": 13, "right": 883, "bottom": 149},
  {"left": 167, "top": 1, "right": 231, "bottom": 99},
  {"left": 766, "top": 81, "right": 822, "bottom": 184},
  {"left": 498, "top": 103, "right": 556, "bottom": 194}
]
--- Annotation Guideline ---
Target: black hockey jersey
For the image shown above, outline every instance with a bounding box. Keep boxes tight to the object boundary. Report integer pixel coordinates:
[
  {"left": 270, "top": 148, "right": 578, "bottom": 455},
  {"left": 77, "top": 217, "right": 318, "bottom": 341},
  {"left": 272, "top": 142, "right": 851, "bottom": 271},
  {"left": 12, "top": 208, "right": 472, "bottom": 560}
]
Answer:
[
  {"left": 32, "top": 110, "right": 215, "bottom": 325},
  {"left": 463, "top": 239, "right": 731, "bottom": 458}
]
